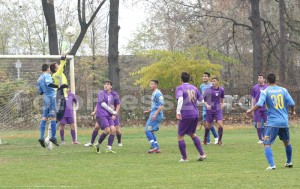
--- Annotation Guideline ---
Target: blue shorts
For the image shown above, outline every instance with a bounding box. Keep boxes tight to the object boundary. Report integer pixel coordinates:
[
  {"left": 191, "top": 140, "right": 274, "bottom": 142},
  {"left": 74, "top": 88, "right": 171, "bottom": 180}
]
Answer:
[
  {"left": 43, "top": 96, "right": 57, "bottom": 118},
  {"left": 202, "top": 112, "right": 207, "bottom": 121},
  {"left": 145, "top": 116, "right": 163, "bottom": 132},
  {"left": 263, "top": 126, "right": 290, "bottom": 145}
]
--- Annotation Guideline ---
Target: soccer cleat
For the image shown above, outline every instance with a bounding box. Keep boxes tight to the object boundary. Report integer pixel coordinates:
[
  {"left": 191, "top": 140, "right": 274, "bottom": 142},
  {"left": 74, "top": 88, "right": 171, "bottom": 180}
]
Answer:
[
  {"left": 38, "top": 139, "right": 46, "bottom": 148},
  {"left": 106, "top": 149, "right": 116, "bottom": 153},
  {"left": 146, "top": 147, "right": 158, "bottom": 154},
  {"left": 61, "top": 141, "right": 65, "bottom": 145},
  {"left": 49, "top": 138, "right": 59, "bottom": 146},
  {"left": 72, "top": 141, "right": 79, "bottom": 144},
  {"left": 285, "top": 162, "right": 293, "bottom": 168},
  {"left": 203, "top": 141, "right": 207, "bottom": 145},
  {"left": 118, "top": 143, "right": 123, "bottom": 147},
  {"left": 257, "top": 140, "right": 263, "bottom": 144},
  {"left": 214, "top": 138, "right": 219, "bottom": 144},
  {"left": 179, "top": 159, "right": 189, "bottom": 163},
  {"left": 94, "top": 143, "right": 100, "bottom": 153},
  {"left": 217, "top": 141, "right": 223, "bottom": 146},
  {"left": 266, "top": 166, "right": 276, "bottom": 170},
  {"left": 207, "top": 142, "right": 211, "bottom": 145},
  {"left": 197, "top": 153, "right": 207, "bottom": 161},
  {"left": 156, "top": 149, "right": 161, "bottom": 153},
  {"left": 84, "top": 142, "right": 93, "bottom": 147}
]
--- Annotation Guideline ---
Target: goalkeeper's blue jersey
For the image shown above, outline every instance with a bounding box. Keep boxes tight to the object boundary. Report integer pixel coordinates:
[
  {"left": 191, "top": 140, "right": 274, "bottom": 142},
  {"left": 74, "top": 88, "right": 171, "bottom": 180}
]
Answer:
[
  {"left": 256, "top": 85, "right": 294, "bottom": 128},
  {"left": 37, "top": 73, "right": 56, "bottom": 98}
]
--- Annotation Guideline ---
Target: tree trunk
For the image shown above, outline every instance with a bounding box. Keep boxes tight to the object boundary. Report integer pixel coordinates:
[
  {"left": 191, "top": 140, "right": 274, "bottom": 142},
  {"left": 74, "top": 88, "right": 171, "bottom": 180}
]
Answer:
[
  {"left": 279, "top": 0, "right": 287, "bottom": 83},
  {"left": 108, "top": 0, "right": 120, "bottom": 92},
  {"left": 69, "top": 27, "right": 88, "bottom": 55},
  {"left": 41, "top": 0, "right": 59, "bottom": 55},
  {"left": 249, "top": 0, "right": 263, "bottom": 85}
]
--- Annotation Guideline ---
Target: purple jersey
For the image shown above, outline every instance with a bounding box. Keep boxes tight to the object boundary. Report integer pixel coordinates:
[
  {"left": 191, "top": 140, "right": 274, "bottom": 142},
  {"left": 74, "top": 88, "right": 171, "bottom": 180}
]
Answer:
[
  {"left": 204, "top": 86, "right": 225, "bottom": 111},
  {"left": 63, "top": 91, "right": 78, "bottom": 117},
  {"left": 96, "top": 90, "right": 111, "bottom": 117},
  {"left": 110, "top": 91, "right": 121, "bottom": 110},
  {"left": 176, "top": 83, "right": 202, "bottom": 119},
  {"left": 250, "top": 84, "right": 268, "bottom": 110}
]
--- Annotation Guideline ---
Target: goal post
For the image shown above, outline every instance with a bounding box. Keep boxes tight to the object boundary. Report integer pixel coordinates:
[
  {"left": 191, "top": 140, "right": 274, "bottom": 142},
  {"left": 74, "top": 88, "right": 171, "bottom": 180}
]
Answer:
[{"left": 0, "top": 55, "right": 77, "bottom": 143}]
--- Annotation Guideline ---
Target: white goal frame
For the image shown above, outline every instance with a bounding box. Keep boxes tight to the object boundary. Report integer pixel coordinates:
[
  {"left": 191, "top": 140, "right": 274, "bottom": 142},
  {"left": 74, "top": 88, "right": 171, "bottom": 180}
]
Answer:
[{"left": 0, "top": 55, "right": 77, "bottom": 140}]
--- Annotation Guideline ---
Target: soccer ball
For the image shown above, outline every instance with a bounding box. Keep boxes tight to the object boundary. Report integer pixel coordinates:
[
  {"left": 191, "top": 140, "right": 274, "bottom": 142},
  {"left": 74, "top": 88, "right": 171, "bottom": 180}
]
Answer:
[{"left": 65, "top": 26, "right": 76, "bottom": 37}]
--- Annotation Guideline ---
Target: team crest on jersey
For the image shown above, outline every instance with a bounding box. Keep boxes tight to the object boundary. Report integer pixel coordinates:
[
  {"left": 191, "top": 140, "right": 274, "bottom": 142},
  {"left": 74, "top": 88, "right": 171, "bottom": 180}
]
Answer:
[{"left": 216, "top": 92, "right": 219, "bottom": 96}]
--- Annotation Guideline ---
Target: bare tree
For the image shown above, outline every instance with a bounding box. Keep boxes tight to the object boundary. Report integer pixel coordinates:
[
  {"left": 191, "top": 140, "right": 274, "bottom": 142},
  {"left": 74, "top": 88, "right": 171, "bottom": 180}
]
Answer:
[
  {"left": 249, "top": 0, "right": 263, "bottom": 85},
  {"left": 279, "top": 0, "right": 287, "bottom": 83},
  {"left": 108, "top": 0, "right": 120, "bottom": 92},
  {"left": 41, "top": 0, "right": 59, "bottom": 55},
  {"left": 69, "top": 0, "right": 107, "bottom": 55}
]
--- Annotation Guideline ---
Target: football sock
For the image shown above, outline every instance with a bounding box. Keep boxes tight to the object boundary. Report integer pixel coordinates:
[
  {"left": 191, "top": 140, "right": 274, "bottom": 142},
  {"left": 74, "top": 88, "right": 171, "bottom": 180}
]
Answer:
[
  {"left": 71, "top": 130, "right": 76, "bottom": 142},
  {"left": 257, "top": 128, "right": 262, "bottom": 140},
  {"left": 98, "top": 133, "right": 107, "bottom": 145},
  {"left": 91, "top": 130, "right": 99, "bottom": 144},
  {"left": 117, "top": 134, "right": 122, "bottom": 143},
  {"left": 204, "top": 128, "right": 209, "bottom": 143},
  {"left": 108, "top": 134, "right": 115, "bottom": 146},
  {"left": 145, "top": 130, "right": 156, "bottom": 149},
  {"left": 152, "top": 133, "right": 160, "bottom": 149},
  {"left": 60, "top": 130, "right": 64, "bottom": 141},
  {"left": 264, "top": 146, "right": 275, "bottom": 167},
  {"left": 39, "top": 120, "right": 47, "bottom": 139},
  {"left": 285, "top": 144, "right": 292, "bottom": 163},
  {"left": 50, "top": 120, "right": 57, "bottom": 138},
  {"left": 218, "top": 127, "right": 223, "bottom": 142},
  {"left": 192, "top": 136, "right": 204, "bottom": 155},
  {"left": 178, "top": 140, "right": 187, "bottom": 160}
]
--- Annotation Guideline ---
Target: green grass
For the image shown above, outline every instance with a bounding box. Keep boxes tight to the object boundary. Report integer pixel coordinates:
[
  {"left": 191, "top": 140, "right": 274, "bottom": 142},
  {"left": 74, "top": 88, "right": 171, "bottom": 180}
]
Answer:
[{"left": 1, "top": 125, "right": 300, "bottom": 189}]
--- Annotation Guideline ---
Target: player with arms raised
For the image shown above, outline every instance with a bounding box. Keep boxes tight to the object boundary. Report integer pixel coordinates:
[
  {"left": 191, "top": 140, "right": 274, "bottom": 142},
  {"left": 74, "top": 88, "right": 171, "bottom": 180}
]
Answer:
[
  {"left": 246, "top": 73, "right": 295, "bottom": 170},
  {"left": 176, "top": 72, "right": 206, "bottom": 162}
]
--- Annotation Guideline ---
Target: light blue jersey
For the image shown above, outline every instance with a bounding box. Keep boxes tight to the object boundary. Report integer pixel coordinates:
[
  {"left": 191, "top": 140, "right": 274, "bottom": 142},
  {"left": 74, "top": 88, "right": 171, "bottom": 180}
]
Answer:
[
  {"left": 37, "top": 73, "right": 56, "bottom": 98},
  {"left": 256, "top": 86, "right": 294, "bottom": 127},
  {"left": 150, "top": 89, "right": 164, "bottom": 118},
  {"left": 199, "top": 83, "right": 212, "bottom": 113}
]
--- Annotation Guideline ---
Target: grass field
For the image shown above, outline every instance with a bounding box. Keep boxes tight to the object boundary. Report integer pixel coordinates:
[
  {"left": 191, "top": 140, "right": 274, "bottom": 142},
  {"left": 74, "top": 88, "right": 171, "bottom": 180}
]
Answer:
[{"left": 0, "top": 125, "right": 300, "bottom": 189}]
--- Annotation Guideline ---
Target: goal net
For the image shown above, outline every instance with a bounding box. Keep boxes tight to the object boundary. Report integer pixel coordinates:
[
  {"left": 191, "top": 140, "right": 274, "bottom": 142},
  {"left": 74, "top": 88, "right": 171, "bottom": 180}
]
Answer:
[{"left": 0, "top": 55, "right": 76, "bottom": 146}]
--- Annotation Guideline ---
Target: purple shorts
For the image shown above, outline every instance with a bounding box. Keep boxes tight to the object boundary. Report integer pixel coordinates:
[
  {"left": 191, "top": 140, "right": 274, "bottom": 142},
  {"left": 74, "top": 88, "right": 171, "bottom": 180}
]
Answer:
[
  {"left": 206, "top": 110, "right": 223, "bottom": 123},
  {"left": 60, "top": 117, "right": 74, "bottom": 125},
  {"left": 253, "top": 110, "right": 267, "bottom": 122},
  {"left": 178, "top": 117, "right": 199, "bottom": 136},
  {"left": 114, "top": 115, "right": 120, "bottom": 126},
  {"left": 96, "top": 116, "right": 114, "bottom": 130}
]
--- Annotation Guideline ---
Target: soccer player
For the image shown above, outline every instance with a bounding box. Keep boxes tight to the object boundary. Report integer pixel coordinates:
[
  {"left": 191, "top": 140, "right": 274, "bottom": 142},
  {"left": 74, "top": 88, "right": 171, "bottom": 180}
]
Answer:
[
  {"left": 199, "top": 72, "right": 218, "bottom": 144},
  {"left": 94, "top": 81, "right": 118, "bottom": 153},
  {"left": 203, "top": 77, "right": 225, "bottom": 145},
  {"left": 143, "top": 80, "right": 164, "bottom": 153},
  {"left": 45, "top": 55, "right": 69, "bottom": 149},
  {"left": 250, "top": 74, "right": 268, "bottom": 143},
  {"left": 59, "top": 88, "right": 79, "bottom": 144},
  {"left": 37, "top": 64, "right": 62, "bottom": 147},
  {"left": 84, "top": 89, "right": 122, "bottom": 147},
  {"left": 176, "top": 72, "right": 206, "bottom": 162},
  {"left": 246, "top": 73, "right": 295, "bottom": 170}
]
